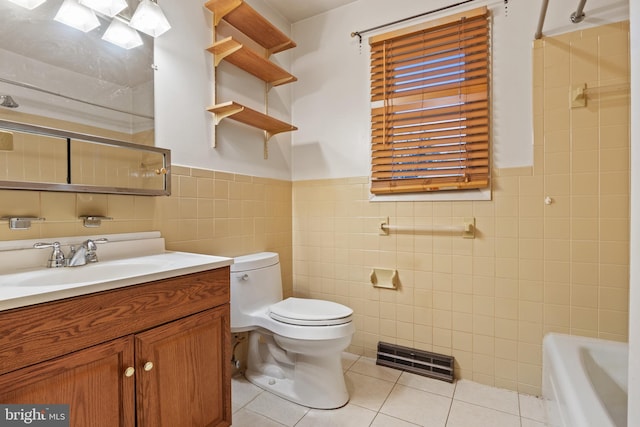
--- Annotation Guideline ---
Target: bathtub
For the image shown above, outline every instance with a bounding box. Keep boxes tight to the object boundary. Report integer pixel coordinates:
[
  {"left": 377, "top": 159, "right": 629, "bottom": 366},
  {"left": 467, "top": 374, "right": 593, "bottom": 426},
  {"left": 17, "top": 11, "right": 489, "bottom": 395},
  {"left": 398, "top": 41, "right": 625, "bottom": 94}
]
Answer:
[{"left": 543, "top": 333, "right": 628, "bottom": 427}]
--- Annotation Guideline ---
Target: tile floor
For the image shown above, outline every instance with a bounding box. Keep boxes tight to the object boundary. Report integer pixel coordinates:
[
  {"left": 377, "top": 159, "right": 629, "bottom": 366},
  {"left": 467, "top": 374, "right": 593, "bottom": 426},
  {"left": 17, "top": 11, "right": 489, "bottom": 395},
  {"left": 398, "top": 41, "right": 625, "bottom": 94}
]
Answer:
[{"left": 231, "top": 353, "right": 548, "bottom": 427}]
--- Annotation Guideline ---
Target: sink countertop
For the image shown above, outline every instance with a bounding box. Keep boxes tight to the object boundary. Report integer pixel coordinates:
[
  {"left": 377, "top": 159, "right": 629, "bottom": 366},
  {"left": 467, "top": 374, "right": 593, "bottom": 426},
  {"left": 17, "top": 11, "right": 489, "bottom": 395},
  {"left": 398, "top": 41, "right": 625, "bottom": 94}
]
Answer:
[
  {"left": 0, "top": 233, "right": 233, "bottom": 311},
  {"left": 0, "top": 251, "right": 233, "bottom": 311}
]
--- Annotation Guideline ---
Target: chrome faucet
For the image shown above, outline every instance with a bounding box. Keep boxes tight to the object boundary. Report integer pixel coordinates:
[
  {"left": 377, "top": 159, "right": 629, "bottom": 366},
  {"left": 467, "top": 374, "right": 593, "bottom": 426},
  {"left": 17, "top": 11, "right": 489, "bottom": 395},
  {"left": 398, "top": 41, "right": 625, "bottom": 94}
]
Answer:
[
  {"left": 67, "top": 238, "right": 108, "bottom": 267},
  {"left": 34, "top": 238, "right": 108, "bottom": 268}
]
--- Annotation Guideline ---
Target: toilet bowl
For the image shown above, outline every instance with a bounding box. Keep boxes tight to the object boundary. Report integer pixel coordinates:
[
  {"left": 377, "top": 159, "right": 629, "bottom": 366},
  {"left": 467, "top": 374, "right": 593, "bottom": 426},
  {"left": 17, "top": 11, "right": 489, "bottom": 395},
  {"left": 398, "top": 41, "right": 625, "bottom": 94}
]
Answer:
[{"left": 230, "top": 252, "right": 355, "bottom": 409}]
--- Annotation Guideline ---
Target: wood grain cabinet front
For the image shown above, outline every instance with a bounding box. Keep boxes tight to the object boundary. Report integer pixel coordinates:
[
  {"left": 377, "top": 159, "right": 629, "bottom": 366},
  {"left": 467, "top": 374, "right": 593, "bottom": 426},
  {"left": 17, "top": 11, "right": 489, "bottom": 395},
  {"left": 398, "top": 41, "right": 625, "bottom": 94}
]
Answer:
[
  {"left": 0, "top": 268, "right": 232, "bottom": 427},
  {"left": 0, "top": 336, "right": 136, "bottom": 427},
  {"left": 136, "top": 307, "right": 231, "bottom": 427}
]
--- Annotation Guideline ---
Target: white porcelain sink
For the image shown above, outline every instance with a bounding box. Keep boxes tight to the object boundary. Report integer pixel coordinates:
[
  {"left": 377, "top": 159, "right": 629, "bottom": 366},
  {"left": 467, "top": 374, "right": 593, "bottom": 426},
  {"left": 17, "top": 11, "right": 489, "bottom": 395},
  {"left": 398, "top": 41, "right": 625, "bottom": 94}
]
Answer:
[
  {"left": 0, "top": 251, "right": 233, "bottom": 311},
  {"left": 13, "top": 259, "right": 168, "bottom": 287}
]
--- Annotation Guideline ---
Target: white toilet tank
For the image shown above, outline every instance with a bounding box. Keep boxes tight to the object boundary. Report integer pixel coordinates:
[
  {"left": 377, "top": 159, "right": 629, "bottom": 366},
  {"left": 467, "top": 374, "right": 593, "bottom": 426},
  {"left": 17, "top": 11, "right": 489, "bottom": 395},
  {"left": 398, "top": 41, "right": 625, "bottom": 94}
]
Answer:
[{"left": 230, "top": 252, "right": 284, "bottom": 332}]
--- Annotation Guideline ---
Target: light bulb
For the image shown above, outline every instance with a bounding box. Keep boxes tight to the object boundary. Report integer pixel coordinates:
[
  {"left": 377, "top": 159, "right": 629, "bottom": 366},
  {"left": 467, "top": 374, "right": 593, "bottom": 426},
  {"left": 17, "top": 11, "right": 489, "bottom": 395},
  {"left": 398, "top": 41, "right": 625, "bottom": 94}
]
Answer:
[
  {"left": 102, "top": 18, "right": 143, "bottom": 49},
  {"left": 129, "top": 0, "right": 170, "bottom": 38},
  {"left": 54, "top": 0, "right": 100, "bottom": 33}
]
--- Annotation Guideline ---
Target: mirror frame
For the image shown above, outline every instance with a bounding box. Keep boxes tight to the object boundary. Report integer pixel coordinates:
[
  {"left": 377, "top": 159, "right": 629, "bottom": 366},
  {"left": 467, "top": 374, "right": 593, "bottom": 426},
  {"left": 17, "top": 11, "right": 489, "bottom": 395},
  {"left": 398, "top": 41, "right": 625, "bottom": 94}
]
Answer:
[{"left": 0, "top": 119, "right": 171, "bottom": 196}]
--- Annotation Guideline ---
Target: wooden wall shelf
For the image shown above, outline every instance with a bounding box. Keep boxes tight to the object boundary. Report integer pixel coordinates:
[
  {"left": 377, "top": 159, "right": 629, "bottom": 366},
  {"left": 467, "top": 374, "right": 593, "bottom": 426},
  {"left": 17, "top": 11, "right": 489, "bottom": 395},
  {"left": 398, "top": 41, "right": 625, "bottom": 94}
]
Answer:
[
  {"left": 205, "top": 0, "right": 297, "bottom": 157},
  {"left": 208, "top": 101, "right": 297, "bottom": 138},
  {"left": 208, "top": 37, "right": 297, "bottom": 87},
  {"left": 205, "top": 0, "right": 296, "bottom": 54}
]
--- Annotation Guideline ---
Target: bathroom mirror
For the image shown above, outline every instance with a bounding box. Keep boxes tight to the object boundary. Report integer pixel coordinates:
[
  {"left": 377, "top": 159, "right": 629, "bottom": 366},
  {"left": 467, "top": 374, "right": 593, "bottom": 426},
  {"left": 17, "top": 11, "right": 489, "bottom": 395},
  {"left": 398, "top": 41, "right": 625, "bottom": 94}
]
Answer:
[
  {"left": 0, "top": 120, "right": 170, "bottom": 195},
  {"left": 0, "top": 0, "right": 165, "bottom": 195}
]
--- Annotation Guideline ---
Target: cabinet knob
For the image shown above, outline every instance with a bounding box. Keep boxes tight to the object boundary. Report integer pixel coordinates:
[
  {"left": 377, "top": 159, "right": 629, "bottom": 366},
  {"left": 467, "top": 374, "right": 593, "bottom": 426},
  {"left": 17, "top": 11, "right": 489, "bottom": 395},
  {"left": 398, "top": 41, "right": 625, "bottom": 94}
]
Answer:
[
  {"left": 144, "top": 361, "right": 154, "bottom": 371},
  {"left": 124, "top": 367, "right": 135, "bottom": 377}
]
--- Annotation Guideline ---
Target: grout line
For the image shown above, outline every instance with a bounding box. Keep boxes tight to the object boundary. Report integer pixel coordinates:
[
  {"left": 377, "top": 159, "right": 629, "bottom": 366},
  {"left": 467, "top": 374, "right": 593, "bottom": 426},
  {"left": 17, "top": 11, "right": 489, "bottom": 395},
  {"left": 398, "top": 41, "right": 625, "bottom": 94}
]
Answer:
[
  {"left": 243, "top": 406, "right": 289, "bottom": 427},
  {"left": 234, "top": 355, "right": 547, "bottom": 427},
  {"left": 366, "top": 365, "right": 403, "bottom": 426},
  {"left": 443, "top": 379, "right": 458, "bottom": 427},
  {"left": 518, "top": 393, "right": 524, "bottom": 427},
  {"left": 451, "top": 398, "right": 523, "bottom": 418}
]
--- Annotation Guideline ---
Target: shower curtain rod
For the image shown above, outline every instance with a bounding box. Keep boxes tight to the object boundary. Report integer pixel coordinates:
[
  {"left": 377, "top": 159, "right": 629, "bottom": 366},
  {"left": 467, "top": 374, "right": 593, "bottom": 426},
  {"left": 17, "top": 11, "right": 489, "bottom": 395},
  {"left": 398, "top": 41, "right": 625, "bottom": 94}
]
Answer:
[
  {"left": 0, "top": 76, "right": 153, "bottom": 120},
  {"left": 534, "top": 0, "right": 549, "bottom": 39},
  {"left": 350, "top": 0, "right": 476, "bottom": 41},
  {"left": 535, "top": 0, "right": 588, "bottom": 40}
]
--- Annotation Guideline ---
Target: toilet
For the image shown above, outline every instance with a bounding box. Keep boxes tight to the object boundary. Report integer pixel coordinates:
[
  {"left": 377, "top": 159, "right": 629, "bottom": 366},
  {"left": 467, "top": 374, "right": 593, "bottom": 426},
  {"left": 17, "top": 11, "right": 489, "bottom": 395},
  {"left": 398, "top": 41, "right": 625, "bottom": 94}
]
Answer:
[{"left": 230, "top": 252, "right": 354, "bottom": 409}]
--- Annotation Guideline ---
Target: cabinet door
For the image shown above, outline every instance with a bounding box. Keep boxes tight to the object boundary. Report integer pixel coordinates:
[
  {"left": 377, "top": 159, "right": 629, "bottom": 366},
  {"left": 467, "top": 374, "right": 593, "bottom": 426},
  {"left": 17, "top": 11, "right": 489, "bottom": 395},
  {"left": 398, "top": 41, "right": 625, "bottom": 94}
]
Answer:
[
  {"left": 135, "top": 306, "right": 231, "bottom": 427},
  {"left": 0, "top": 336, "right": 135, "bottom": 427}
]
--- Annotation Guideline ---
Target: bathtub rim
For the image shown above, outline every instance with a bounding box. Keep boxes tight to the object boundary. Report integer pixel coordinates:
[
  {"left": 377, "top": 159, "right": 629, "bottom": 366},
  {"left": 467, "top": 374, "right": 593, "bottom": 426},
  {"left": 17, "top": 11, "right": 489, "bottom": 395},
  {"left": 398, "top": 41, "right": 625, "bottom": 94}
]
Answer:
[{"left": 542, "top": 333, "right": 628, "bottom": 427}]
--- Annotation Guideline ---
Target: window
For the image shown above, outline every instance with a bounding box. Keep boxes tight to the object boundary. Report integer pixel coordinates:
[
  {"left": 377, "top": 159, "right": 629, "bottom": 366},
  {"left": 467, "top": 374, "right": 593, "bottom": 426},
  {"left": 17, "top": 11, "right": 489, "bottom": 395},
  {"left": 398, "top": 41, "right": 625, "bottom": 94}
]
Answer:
[{"left": 369, "top": 7, "right": 490, "bottom": 195}]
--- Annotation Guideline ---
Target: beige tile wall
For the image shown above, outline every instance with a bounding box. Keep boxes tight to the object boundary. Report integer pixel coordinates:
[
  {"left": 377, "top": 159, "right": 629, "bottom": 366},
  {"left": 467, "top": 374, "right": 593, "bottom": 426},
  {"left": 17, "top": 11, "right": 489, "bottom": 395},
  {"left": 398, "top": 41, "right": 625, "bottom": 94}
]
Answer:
[
  {"left": 0, "top": 190, "right": 157, "bottom": 240},
  {"left": 0, "top": 132, "right": 67, "bottom": 183},
  {"left": 292, "top": 21, "right": 630, "bottom": 395},
  {"left": 156, "top": 166, "right": 293, "bottom": 296},
  {"left": 70, "top": 141, "right": 165, "bottom": 190},
  {"left": 0, "top": 166, "right": 293, "bottom": 296}
]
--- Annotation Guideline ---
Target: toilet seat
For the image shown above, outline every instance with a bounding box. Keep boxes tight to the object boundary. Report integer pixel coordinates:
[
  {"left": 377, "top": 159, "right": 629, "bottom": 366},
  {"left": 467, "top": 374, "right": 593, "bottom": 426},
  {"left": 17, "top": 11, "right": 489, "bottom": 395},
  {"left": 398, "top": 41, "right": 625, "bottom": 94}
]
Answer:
[{"left": 269, "top": 297, "right": 353, "bottom": 326}]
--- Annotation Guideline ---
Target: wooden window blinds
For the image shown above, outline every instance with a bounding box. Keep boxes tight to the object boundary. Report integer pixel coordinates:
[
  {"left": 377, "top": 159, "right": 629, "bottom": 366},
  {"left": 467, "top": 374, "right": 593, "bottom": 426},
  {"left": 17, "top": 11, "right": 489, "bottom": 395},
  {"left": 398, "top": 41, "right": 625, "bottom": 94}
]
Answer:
[{"left": 369, "top": 7, "right": 490, "bottom": 195}]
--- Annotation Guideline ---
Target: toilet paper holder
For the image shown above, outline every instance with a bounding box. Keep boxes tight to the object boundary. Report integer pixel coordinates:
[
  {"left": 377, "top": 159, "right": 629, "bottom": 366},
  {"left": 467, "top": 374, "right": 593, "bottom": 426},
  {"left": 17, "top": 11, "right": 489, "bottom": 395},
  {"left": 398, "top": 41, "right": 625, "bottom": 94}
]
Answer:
[{"left": 370, "top": 268, "right": 399, "bottom": 289}]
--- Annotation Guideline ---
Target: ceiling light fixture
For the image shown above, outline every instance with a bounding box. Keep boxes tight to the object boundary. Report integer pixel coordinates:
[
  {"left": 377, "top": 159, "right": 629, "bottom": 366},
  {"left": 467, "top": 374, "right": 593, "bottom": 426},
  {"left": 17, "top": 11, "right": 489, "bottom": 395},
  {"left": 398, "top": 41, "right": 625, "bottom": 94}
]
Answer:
[
  {"left": 7, "top": 0, "right": 47, "bottom": 9},
  {"left": 102, "top": 17, "right": 143, "bottom": 49},
  {"left": 54, "top": 0, "right": 100, "bottom": 32},
  {"left": 129, "top": 0, "right": 170, "bottom": 38},
  {"left": 79, "top": 0, "right": 127, "bottom": 17}
]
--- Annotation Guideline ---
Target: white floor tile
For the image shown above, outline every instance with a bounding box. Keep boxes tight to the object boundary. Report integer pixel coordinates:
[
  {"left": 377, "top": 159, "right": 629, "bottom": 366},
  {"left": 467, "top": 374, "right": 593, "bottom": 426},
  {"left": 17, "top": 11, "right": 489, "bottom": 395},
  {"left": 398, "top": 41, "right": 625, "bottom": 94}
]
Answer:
[
  {"left": 244, "top": 390, "right": 309, "bottom": 426},
  {"left": 521, "top": 418, "right": 548, "bottom": 427},
  {"left": 519, "top": 394, "right": 547, "bottom": 423},
  {"left": 446, "top": 400, "right": 520, "bottom": 427},
  {"left": 342, "top": 352, "right": 360, "bottom": 371},
  {"left": 370, "top": 413, "right": 421, "bottom": 427},
  {"left": 397, "top": 372, "right": 456, "bottom": 398},
  {"left": 232, "top": 375, "right": 263, "bottom": 410},
  {"left": 348, "top": 357, "right": 402, "bottom": 382},
  {"left": 380, "top": 384, "right": 451, "bottom": 427},
  {"left": 232, "top": 372, "right": 546, "bottom": 427},
  {"left": 295, "top": 403, "right": 377, "bottom": 427},
  {"left": 231, "top": 408, "right": 287, "bottom": 427},
  {"left": 345, "top": 371, "right": 396, "bottom": 411},
  {"left": 453, "top": 379, "right": 520, "bottom": 415}
]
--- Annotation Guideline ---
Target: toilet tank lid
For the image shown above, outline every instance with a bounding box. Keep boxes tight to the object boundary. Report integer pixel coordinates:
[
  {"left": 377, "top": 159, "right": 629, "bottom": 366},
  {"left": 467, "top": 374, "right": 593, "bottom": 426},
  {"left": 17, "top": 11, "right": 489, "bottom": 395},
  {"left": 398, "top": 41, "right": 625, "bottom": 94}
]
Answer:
[{"left": 231, "top": 252, "right": 279, "bottom": 272}]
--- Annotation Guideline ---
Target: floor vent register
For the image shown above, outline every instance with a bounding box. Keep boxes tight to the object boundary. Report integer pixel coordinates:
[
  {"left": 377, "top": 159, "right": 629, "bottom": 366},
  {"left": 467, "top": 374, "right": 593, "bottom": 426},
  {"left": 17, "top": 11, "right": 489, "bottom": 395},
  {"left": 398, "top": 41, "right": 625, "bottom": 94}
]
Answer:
[{"left": 376, "top": 341, "right": 454, "bottom": 383}]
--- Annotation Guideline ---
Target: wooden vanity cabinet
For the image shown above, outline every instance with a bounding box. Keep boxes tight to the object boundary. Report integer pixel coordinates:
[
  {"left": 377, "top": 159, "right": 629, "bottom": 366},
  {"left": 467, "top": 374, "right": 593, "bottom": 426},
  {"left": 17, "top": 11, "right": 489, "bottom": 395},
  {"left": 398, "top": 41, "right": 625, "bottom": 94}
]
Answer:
[{"left": 0, "top": 267, "right": 232, "bottom": 427}]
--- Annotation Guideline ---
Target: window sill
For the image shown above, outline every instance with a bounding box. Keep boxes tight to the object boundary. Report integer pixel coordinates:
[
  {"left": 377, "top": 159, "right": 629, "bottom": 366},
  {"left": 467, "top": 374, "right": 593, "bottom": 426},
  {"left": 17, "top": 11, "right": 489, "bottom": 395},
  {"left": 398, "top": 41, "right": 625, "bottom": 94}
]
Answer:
[{"left": 369, "top": 187, "right": 491, "bottom": 202}]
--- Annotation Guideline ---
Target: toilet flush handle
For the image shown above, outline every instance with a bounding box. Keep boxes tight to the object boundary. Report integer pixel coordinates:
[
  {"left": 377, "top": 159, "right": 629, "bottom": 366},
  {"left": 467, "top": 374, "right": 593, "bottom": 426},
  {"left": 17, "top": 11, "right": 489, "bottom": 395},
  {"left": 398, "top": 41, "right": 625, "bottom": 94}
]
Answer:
[{"left": 240, "top": 274, "right": 249, "bottom": 281}]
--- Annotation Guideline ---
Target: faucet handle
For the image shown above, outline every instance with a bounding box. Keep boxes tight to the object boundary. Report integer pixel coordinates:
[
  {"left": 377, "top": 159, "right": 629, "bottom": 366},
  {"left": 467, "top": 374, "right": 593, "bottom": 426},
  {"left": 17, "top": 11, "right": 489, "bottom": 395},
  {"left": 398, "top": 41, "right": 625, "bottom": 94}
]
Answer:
[
  {"left": 84, "top": 238, "right": 108, "bottom": 262},
  {"left": 85, "top": 237, "right": 108, "bottom": 250},
  {"left": 33, "top": 241, "right": 66, "bottom": 268}
]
